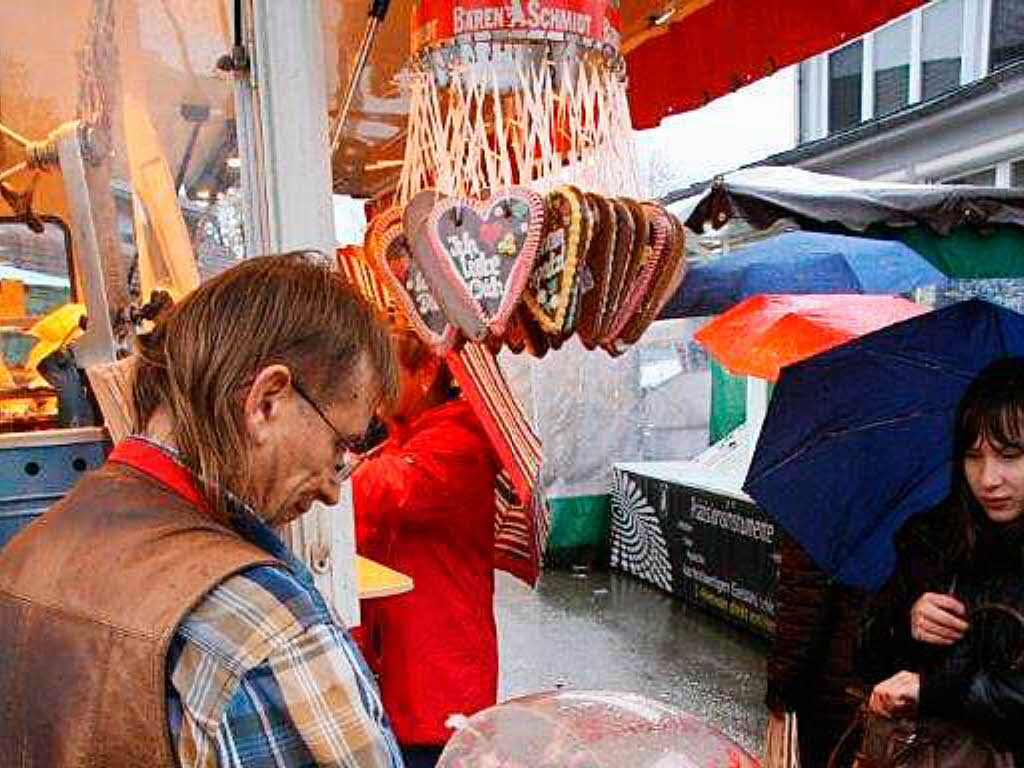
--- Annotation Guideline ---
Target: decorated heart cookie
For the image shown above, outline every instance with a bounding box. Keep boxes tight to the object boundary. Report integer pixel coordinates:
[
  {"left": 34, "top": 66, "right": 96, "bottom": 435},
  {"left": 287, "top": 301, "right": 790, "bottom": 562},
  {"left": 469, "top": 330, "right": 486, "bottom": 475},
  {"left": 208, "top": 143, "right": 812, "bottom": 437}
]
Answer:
[
  {"left": 504, "top": 310, "right": 528, "bottom": 354},
  {"left": 650, "top": 213, "right": 689, "bottom": 319},
  {"left": 523, "top": 186, "right": 587, "bottom": 335},
  {"left": 403, "top": 189, "right": 443, "bottom": 242},
  {"left": 366, "top": 206, "right": 456, "bottom": 353},
  {"left": 618, "top": 205, "right": 687, "bottom": 347},
  {"left": 515, "top": 304, "right": 550, "bottom": 358},
  {"left": 559, "top": 188, "right": 595, "bottom": 338},
  {"left": 597, "top": 198, "right": 637, "bottom": 340},
  {"left": 577, "top": 192, "right": 616, "bottom": 349},
  {"left": 607, "top": 201, "right": 672, "bottom": 345},
  {"left": 601, "top": 198, "right": 650, "bottom": 346},
  {"left": 417, "top": 187, "right": 544, "bottom": 341}
]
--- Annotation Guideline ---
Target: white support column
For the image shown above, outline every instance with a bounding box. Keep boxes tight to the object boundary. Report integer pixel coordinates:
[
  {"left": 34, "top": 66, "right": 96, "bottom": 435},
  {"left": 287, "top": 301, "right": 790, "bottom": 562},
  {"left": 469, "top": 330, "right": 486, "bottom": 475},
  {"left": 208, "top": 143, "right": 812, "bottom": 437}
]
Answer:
[
  {"left": 909, "top": 10, "right": 923, "bottom": 105},
  {"left": 995, "top": 160, "right": 1012, "bottom": 188},
  {"left": 862, "top": 33, "right": 876, "bottom": 123},
  {"left": 249, "top": 0, "right": 336, "bottom": 255},
  {"left": 817, "top": 55, "right": 830, "bottom": 139},
  {"left": 236, "top": 0, "right": 359, "bottom": 626},
  {"left": 979, "top": 0, "right": 994, "bottom": 78},
  {"left": 743, "top": 376, "right": 769, "bottom": 474}
]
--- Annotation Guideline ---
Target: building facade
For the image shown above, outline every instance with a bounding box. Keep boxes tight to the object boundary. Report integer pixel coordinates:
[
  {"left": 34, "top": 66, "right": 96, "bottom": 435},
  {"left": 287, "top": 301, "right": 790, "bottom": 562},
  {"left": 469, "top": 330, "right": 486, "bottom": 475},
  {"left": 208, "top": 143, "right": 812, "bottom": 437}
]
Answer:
[{"left": 773, "top": 0, "right": 1024, "bottom": 186}]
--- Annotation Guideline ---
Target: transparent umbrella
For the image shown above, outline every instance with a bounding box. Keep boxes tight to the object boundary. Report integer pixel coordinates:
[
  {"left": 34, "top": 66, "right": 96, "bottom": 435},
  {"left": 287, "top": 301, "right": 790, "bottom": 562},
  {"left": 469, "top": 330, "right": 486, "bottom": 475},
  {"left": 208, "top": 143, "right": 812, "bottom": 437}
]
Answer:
[{"left": 438, "top": 690, "right": 761, "bottom": 768}]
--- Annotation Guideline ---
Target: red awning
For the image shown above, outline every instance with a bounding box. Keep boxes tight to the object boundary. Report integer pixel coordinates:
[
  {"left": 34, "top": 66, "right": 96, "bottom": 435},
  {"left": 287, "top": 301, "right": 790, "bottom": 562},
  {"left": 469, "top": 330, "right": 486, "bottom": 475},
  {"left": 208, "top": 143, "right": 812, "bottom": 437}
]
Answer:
[{"left": 624, "top": 0, "right": 926, "bottom": 129}]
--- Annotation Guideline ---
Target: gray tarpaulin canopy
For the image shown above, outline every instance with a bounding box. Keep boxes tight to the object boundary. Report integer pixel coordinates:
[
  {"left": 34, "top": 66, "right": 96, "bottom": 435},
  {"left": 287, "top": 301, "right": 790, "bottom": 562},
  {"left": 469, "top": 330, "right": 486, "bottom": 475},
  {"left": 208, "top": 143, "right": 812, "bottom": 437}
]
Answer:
[{"left": 677, "top": 166, "right": 1024, "bottom": 236}]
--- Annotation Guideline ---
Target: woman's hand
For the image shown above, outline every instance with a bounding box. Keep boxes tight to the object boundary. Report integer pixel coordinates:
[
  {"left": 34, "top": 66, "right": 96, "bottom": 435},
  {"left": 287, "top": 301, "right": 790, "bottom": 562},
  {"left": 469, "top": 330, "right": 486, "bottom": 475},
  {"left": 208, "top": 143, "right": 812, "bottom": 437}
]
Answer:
[
  {"left": 869, "top": 671, "right": 920, "bottom": 717},
  {"left": 910, "top": 592, "right": 969, "bottom": 645}
]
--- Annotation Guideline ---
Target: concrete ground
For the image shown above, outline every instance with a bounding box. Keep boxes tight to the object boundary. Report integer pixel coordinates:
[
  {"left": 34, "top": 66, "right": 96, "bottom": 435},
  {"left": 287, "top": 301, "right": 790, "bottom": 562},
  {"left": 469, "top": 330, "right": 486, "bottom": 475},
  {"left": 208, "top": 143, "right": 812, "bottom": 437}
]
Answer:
[{"left": 494, "top": 568, "right": 769, "bottom": 756}]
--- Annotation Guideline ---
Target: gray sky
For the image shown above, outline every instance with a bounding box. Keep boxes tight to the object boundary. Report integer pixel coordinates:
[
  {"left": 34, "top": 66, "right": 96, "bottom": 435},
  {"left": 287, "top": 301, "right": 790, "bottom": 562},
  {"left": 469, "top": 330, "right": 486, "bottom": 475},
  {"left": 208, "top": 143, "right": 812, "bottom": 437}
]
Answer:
[{"left": 634, "top": 66, "right": 798, "bottom": 197}]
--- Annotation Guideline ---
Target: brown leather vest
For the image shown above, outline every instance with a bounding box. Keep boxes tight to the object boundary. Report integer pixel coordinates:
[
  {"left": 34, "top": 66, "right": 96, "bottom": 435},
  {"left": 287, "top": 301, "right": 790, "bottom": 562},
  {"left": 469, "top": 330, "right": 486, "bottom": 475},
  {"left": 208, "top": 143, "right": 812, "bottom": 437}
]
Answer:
[{"left": 0, "top": 460, "right": 280, "bottom": 767}]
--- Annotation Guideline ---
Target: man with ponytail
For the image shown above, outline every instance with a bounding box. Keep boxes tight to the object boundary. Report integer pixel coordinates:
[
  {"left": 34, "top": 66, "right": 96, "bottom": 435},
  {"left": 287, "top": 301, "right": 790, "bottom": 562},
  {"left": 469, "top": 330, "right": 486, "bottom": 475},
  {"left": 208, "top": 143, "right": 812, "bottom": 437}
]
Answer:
[{"left": 0, "top": 253, "right": 405, "bottom": 768}]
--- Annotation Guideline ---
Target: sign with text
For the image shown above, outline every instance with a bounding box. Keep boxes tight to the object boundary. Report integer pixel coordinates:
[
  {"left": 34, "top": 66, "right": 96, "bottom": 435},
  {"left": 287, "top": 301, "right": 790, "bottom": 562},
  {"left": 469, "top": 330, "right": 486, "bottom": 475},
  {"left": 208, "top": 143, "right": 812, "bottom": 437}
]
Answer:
[
  {"left": 411, "top": 0, "right": 620, "bottom": 54},
  {"left": 610, "top": 467, "right": 778, "bottom": 639}
]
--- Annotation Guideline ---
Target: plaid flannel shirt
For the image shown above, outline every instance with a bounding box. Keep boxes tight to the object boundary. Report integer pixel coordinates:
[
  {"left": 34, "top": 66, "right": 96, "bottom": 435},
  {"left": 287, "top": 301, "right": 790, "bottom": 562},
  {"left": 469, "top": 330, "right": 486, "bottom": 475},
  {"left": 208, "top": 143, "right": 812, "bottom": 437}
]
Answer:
[{"left": 143, "top": 440, "right": 404, "bottom": 768}]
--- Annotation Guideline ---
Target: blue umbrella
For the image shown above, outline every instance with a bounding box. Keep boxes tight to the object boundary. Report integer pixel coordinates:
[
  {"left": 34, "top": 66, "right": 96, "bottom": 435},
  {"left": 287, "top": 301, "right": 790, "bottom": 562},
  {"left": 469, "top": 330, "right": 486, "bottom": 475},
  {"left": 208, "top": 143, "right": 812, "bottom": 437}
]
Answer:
[
  {"left": 661, "top": 230, "right": 946, "bottom": 317},
  {"left": 743, "top": 299, "right": 1024, "bottom": 590}
]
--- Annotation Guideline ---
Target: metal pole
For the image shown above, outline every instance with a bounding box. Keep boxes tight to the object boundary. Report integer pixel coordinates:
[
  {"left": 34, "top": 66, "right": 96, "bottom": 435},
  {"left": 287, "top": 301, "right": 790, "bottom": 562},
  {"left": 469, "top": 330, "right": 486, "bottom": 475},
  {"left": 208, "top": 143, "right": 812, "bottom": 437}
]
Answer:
[
  {"left": 327, "top": 0, "right": 392, "bottom": 157},
  {"left": 328, "top": 17, "right": 380, "bottom": 155}
]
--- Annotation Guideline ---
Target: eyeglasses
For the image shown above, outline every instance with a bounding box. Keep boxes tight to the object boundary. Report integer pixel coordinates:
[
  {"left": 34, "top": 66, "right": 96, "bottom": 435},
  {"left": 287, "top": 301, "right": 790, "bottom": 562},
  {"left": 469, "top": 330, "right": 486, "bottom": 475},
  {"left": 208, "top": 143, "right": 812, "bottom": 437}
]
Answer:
[{"left": 291, "top": 379, "right": 378, "bottom": 483}]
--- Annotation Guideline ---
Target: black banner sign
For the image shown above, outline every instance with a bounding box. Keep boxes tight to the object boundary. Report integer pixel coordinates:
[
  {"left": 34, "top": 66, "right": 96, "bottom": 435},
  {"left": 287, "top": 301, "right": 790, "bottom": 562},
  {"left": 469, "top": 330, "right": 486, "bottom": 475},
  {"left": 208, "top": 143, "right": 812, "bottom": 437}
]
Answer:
[{"left": 610, "top": 467, "right": 778, "bottom": 639}]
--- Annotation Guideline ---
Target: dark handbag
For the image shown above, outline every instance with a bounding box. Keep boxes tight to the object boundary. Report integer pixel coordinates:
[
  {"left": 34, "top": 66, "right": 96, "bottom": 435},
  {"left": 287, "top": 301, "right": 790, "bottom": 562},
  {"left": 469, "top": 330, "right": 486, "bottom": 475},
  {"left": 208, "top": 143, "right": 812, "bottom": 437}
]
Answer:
[
  {"left": 827, "top": 707, "right": 1014, "bottom": 768},
  {"left": 828, "top": 603, "right": 1024, "bottom": 768}
]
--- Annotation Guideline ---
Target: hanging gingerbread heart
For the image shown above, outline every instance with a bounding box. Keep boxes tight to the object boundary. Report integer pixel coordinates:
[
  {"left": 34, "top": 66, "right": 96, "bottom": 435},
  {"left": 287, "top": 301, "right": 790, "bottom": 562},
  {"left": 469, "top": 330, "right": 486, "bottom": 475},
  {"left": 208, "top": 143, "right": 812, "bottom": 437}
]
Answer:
[
  {"left": 577, "top": 192, "right": 617, "bottom": 349},
  {"left": 615, "top": 203, "right": 679, "bottom": 347},
  {"left": 366, "top": 206, "right": 456, "bottom": 353},
  {"left": 504, "top": 310, "right": 528, "bottom": 354},
  {"left": 523, "top": 186, "right": 587, "bottom": 335},
  {"left": 403, "top": 189, "right": 443, "bottom": 242},
  {"left": 558, "top": 188, "right": 595, "bottom": 339},
  {"left": 621, "top": 209, "right": 688, "bottom": 348},
  {"left": 514, "top": 304, "right": 550, "bottom": 359},
  {"left": 418, "top": 187, "right": 544, "bottom": 341},
  {"left": 652, "top": 213, "right": 689, "bottom": 319},
  {"left": 606, "top": 201, "right": 672, "bottom": 345},
  {"left": 600, "top": 199, "right": 651, "bottom": 347},
  {"left": 597, "top": 198, "right": 637, "bottom": 341}
]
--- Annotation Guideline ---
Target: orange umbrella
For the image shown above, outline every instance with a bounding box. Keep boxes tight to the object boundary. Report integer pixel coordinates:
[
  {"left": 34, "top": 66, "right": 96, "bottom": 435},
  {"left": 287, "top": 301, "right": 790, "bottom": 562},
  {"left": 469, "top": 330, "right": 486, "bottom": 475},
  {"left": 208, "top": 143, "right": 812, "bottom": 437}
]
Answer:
[{"left": 695, "top": 294, "right": 928, "bottom": 381}]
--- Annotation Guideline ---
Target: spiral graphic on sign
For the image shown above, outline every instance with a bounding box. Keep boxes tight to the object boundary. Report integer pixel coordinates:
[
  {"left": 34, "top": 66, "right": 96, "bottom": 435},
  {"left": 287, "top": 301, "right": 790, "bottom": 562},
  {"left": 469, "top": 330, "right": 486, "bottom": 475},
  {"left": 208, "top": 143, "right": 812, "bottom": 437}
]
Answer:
[{"left": 610, "top": 472, "right": 672, "bottom": 592}]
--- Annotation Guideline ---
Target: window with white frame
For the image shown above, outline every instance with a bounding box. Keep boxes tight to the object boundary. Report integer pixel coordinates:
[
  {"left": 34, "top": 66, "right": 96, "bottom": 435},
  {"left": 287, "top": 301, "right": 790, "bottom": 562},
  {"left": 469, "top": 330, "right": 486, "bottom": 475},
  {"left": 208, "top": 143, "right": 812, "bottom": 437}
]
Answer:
[
  {"left": 945, "top": 167, "right": 998, "bottom": 185},
  {"left": 990, "top": 0, "right": 1024, "bottom": 71},
  {"left": 828, "top": 41, "right": 863, "bottom": 133},
  {"left": 923, "top": 0, "right": 964, "bottom": 100},
  {"left": 940, "top": 157, "right": 1023, "bottom": 187},
  {"left": 1011, "top": 159, "right": 1024, "bottom": 187},
  {"left": 801, "top": 0, "right": 974, "bottom": 142},
  {"left": 875, "top": 16, "right": 913, "bottom": 117}
]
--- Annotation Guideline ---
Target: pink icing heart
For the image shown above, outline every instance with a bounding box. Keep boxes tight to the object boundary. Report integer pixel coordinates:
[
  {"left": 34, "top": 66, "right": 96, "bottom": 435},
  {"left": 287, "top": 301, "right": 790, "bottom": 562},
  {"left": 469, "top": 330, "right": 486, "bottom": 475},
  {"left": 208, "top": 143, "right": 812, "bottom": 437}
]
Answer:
[{"left": 415, "top": 187, "right": 544, "bottom": 341}]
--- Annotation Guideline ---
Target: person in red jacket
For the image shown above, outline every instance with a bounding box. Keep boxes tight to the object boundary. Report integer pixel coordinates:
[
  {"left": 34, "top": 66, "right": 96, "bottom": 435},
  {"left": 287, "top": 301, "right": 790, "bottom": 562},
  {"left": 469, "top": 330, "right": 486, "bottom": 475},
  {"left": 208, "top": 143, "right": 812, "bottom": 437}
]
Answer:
[{"left": 353, "top": 328, "right": 501, "bottom": 768}]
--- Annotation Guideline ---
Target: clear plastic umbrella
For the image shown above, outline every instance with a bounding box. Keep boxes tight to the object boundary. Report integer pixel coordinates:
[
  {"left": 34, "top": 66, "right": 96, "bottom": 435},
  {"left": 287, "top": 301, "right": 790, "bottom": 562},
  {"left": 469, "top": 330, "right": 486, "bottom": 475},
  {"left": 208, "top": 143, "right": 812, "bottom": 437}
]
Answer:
[{"left": 438, "top": 690, "right": 762, "bottom": 768}]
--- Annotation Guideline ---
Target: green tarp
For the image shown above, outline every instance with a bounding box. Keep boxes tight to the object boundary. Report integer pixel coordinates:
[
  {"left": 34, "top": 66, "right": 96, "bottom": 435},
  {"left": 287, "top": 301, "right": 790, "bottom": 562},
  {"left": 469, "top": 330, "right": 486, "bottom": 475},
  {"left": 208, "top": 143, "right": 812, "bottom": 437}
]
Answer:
[
  {"left": 545, "top": 494, "right": 611, "bottom": 567},
  {"left": 879, "top": 224, "right": 1024, "bottom": 279},
  {"left": 710, "top": 358, "right": 747, "bottom": 443}
]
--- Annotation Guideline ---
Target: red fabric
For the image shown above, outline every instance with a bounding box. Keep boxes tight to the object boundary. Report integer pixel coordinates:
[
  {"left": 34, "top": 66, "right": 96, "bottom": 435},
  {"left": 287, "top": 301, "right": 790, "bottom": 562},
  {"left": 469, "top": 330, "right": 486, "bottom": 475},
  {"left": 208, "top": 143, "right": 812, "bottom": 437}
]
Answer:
[
  {"left": 108, "top": 437, "right": 207, "bottom": 513},
  {"left": 626, "top": 0, "right": 926, "bottom": 129},
  {"left": 694, "top": 294, "right": 926, "bottom": 381},
  {"left": 352, "top": 399, "right": 501, "bottom": 746}
]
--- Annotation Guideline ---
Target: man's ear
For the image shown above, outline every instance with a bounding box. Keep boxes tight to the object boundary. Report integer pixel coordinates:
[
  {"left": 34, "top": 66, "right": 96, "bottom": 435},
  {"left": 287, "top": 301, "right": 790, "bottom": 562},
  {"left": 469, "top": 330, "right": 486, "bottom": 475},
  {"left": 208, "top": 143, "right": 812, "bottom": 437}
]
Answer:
[{"left": 244, "top": 364, "right": 293, "bottom": 444}]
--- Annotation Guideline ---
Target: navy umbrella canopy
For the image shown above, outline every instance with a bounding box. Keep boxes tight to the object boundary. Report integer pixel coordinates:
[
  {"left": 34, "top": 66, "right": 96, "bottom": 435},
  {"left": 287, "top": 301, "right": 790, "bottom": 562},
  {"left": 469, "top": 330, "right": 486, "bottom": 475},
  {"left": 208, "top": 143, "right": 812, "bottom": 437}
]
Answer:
[
  {"left": 743, "top": 299, "right": 1024, "bottom": 590},
  {"left": 660, "top": 230, "right": 945, "bottom": 318}
]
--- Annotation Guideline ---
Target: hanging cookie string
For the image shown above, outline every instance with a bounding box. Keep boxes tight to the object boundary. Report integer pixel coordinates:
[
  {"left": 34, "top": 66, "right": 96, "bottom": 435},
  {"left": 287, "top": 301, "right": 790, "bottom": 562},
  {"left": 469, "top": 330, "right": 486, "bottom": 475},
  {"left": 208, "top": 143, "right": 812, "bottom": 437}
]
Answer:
[{"left": 399, "top": 46, "right": 641, "bottom": 204}]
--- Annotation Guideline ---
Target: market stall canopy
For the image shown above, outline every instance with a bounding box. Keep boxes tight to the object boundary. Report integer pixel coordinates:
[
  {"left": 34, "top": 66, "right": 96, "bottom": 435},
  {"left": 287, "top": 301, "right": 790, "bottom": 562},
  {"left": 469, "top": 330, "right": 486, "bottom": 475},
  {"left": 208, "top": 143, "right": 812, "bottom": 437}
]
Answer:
[
  {"left": 744, "top": 299, "right": 1024, "bottom": 589},
  {"left": 0, "top": 3, "right": 951, "bottom": 203},
  {"left": 624, "top": 0, "right": 926, "bottom": 130},
  {"left": 661, "top": 230, "right": 945, "bottom": 317},
  {"left": 334, "top": 0, "right": 937, "bottom": 193},
  {"left": 679, "top": 166, "right": 1024, "bottom": 236},
  {"left": 694, "top": 293, "right": 927, "bottom": 381}
]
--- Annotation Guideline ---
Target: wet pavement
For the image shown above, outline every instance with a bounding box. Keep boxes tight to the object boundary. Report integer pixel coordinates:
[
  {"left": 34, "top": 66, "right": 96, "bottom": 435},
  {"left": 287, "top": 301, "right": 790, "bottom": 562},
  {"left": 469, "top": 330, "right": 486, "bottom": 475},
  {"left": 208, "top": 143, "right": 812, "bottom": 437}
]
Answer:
[{"left": 495, "top": 567, "right": 769, "bottom": 755}]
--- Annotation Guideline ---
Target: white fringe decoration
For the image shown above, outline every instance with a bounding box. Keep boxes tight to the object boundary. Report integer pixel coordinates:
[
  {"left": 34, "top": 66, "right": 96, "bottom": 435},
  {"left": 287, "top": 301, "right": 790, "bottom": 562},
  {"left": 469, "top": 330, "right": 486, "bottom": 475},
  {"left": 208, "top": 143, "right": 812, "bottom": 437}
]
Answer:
[{"left": 398, "top": 50, "right": 642, "bottom": 203}]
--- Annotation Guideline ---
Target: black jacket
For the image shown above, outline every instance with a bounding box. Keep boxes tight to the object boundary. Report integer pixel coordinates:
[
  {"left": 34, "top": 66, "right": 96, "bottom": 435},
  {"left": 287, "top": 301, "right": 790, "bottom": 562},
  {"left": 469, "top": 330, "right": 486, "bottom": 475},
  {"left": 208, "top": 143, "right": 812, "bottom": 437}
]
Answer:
[{"left": 858, "top": 499, "right": 1024, "bottom": 756}]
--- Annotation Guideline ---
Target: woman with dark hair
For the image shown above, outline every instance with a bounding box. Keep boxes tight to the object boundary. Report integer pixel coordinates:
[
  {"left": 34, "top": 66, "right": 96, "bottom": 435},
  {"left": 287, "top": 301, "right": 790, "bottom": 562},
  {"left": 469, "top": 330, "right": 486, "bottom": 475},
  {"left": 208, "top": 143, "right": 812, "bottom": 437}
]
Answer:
[
  {"left": 353, "top": 328, "right": 501, "bottom": 768},
  {"left": 858, "top": 357, "right": 1024, "bottom": 760}
]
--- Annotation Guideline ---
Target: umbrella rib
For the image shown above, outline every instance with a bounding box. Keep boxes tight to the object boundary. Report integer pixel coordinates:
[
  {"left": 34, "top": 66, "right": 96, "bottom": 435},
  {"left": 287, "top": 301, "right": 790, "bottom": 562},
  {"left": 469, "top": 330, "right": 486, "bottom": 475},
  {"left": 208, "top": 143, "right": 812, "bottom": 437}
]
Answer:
[
  {"left": 753, "top": 409, "right": 943, "bottom": 479},
  {"left": 755, "top": 347, "right": 977, "bottom": 479}
]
